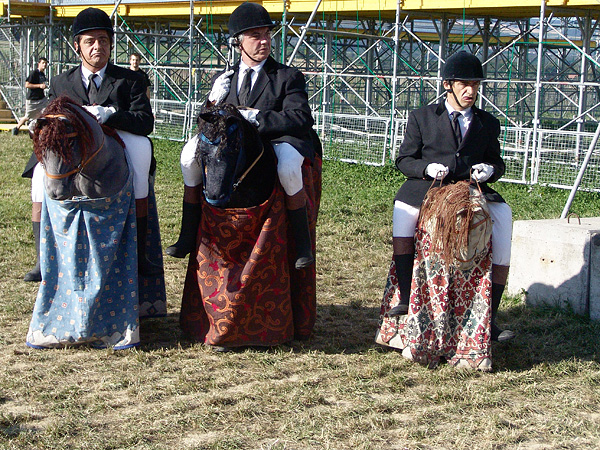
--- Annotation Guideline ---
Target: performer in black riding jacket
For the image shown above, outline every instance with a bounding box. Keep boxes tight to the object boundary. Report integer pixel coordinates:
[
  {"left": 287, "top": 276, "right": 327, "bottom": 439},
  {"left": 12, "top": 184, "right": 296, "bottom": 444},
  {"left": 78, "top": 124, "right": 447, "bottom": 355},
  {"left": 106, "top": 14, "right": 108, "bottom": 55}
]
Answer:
[
  {"left": 166, "top": 2, "right": 319, "bottom": 270},
  {"left": 388, "top": 51, "right": 515, "bottom": 342},
  {"left": 22, "top": 7, "right": 160, "bottom": 280}
]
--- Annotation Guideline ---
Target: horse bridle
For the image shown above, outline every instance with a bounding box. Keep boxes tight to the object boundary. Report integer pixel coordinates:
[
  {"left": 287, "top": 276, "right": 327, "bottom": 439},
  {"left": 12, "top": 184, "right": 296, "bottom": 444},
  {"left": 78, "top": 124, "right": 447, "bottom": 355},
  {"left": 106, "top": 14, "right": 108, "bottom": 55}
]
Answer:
[
  {"left": 40, "top": 113, "right": 106, "bottom": 180},
  {"left": 199, "top": 123, "right": 264, "bottom": 195}
]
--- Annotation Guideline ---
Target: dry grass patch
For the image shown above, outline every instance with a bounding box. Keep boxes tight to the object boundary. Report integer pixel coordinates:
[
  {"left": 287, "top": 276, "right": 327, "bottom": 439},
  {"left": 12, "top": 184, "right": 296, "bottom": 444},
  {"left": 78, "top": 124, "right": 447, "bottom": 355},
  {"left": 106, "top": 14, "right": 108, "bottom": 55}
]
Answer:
[{"left": 0, "top": 133, "right": 599, "bottom": 449}]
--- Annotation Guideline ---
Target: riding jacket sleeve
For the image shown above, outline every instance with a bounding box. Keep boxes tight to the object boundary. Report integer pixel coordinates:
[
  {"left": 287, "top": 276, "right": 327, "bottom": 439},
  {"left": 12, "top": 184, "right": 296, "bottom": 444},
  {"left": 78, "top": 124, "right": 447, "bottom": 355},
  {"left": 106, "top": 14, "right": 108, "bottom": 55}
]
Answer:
[
  {"left": 256, "top": 68, "right": 314, "bottom": 141},
  {"left": 103, "top": 66, "right": 154, "bottom": 136}
]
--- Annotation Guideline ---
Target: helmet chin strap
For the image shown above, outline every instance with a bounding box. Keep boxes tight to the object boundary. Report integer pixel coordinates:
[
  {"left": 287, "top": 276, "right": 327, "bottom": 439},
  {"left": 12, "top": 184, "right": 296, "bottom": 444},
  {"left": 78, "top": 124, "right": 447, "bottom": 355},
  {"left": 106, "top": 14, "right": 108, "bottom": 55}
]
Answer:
[
  {"left": 74, "top": 40, "right": 111, "bottom": 72},
  {"left": 448, "top": 82, "right": 466, "bottom": 110},
  {"left": 447, "top": 81, "right": 478, "bottom": 110},
  {"left": 239, "top": 40, "right": 263, "bottom": 65}
]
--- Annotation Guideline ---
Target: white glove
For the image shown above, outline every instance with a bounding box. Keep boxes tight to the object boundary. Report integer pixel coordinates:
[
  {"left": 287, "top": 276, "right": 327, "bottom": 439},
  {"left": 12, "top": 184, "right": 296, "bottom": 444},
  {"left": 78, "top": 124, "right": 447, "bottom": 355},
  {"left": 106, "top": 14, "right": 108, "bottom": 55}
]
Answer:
[
  {"left": 471, "top": 163, "right": 494, "bottom": 182},
  {"left": 238, "top": 108, "right": 259, "bottom": 126},
  {"left": 83, "top": 105, "right": 116, "bottom": 124},
  {"left": 425, "top": 163, "right": 449, "bottom": 180},
  {"left": 208, "top": 69, "right": 234, "bottom": 104}
]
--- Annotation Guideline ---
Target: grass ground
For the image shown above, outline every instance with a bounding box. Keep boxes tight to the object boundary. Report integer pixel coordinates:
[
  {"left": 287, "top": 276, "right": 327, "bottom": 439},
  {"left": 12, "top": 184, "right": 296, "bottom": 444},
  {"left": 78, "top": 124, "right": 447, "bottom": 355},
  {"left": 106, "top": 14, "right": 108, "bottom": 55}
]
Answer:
[{"left": 0, "top": 133, "right": 599, "bottom": 450}]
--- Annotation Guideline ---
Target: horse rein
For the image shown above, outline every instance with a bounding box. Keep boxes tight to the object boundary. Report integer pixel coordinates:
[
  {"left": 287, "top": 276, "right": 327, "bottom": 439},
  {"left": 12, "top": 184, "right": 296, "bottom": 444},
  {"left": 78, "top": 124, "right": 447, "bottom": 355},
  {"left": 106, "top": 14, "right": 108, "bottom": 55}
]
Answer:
[
  {"left": 41, "top": 113, "right": 106, "bottom": 180},
  {"left": 232, "top": 146, "right": 264, "bottom": 190}
]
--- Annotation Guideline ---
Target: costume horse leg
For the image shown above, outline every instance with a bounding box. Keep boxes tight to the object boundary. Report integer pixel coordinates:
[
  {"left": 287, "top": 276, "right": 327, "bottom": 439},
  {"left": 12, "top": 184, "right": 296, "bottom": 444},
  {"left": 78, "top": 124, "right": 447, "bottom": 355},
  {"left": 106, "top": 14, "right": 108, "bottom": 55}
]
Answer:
[
  {"left": 178, "top": 104, "right": 320, "bottom": 348},
  {"left": 26, "top": 97, "right": 143, "bottom": 349},
  {"left": 377, "top": 181, "right": 513, "bottom": 370}
]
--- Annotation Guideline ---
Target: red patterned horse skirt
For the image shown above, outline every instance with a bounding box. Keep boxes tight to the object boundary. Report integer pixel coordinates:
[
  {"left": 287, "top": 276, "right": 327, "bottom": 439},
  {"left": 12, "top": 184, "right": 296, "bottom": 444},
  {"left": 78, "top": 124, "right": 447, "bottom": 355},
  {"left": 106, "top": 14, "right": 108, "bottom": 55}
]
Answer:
[
  {"left": 376, "top": 228, "right": 493, "bottom": 371},
  {"left": 181, "top": 158, "right": 321, "bottom": 347}
]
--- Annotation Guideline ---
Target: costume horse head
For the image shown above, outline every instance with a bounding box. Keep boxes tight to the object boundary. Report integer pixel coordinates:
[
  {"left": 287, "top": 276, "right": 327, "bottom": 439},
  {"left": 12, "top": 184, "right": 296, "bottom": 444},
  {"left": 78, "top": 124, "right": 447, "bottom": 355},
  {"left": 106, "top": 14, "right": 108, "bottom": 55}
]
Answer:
[
  {"left": 32, "top": 96, "right": 128, "bottom": 200},
  {"left": 195, "top": 103, "right": 276, "bottom": 208}
]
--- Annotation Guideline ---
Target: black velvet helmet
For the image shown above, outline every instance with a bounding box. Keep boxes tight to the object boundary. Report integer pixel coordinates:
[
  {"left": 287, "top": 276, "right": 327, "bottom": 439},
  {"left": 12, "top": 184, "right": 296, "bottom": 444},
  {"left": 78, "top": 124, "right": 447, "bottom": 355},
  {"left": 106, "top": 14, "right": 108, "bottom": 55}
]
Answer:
[
  {"left": 72, "top": 7, "right": 114, "bottom": 38},
  {"left": 228, "top": 3, "right": 275, "bottom": 38},
  {"left": 442, "top": 51, "right": 484, "bottom": 81}
]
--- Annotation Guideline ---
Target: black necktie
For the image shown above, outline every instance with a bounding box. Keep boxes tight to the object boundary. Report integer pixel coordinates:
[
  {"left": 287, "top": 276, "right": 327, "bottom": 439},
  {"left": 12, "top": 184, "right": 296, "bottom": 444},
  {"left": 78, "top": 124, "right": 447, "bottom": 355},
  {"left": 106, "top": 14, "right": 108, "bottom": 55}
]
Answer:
[
  {"left": 238, "top": 68, "right": 253, "bottom": 106},
  {"left": 88, "top": 73, "right": 99, "bottom": 105},
  {"left": 451, "top": 111, "right": 462, "bottom": 145}
]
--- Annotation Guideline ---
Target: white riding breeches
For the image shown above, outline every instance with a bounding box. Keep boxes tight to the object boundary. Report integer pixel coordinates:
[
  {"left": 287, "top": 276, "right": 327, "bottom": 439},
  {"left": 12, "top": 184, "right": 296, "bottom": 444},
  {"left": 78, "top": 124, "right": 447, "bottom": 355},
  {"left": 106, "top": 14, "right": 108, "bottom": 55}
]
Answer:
[
  {"left": 392, "top": 199, "right": 513, "bottom": 266},
  {"left": 116, "top": 130, "right": 152, "bottom": 199},
  {"left": 272, "top": 142, "right": 304, "bottom": 196},
  {"left": 180, "top": 135, "right": 305, "bottom": 196},
  {"left": 180, "top": 135, "right": 202, "bottom": 187},
  {"left": 30, "top": 130, "right": 152, "bottom": 201},
  {"left": 31, "top": 163, "right": 45, "bottom": 203}
]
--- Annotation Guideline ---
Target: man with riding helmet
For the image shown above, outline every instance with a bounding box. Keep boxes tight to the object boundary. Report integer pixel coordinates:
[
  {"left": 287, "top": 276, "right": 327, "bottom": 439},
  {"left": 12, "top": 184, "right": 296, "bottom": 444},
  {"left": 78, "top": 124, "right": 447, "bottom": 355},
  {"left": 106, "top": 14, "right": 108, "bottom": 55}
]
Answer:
[
  {"left": 167, "top": 3, "right": 319, "bottom": 271},
  {"left": 22, "top": 7, "right": 160, "bottom": 279},
  {"left": 388, "top": 50, "right": 515, "bottom": 342}
]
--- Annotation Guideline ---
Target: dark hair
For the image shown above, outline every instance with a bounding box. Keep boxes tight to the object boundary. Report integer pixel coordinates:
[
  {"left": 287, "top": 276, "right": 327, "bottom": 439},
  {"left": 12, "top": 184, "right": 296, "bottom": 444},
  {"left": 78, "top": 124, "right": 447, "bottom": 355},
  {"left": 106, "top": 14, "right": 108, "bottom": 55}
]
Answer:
[{"left": 38, "top": 57, "right": 48, "bottom": 63}]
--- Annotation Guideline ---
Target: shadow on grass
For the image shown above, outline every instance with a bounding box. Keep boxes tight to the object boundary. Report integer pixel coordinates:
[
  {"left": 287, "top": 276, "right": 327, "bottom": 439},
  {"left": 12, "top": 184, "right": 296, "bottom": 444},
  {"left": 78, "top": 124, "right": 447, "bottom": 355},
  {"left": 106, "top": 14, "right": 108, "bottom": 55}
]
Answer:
[
  {"left": 136, "top": 301, "right": 600, "bottom": 372},
  {"left": 492, "top": 303, "right": 600, "bottom": 371}
]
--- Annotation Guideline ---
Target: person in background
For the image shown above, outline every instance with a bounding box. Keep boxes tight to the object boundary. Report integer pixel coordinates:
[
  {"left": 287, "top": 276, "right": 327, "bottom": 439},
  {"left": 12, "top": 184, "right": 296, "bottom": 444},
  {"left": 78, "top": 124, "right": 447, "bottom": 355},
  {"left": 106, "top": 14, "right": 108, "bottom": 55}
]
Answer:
[
  {"left": 13, "top": 57, "right": 49, "bottom": 135},
  {"left": 129, "top": 52, "right": 151, "bottom": 98},
  {"left": 388, "top": 50, "right": 515, "bottom": 342}
]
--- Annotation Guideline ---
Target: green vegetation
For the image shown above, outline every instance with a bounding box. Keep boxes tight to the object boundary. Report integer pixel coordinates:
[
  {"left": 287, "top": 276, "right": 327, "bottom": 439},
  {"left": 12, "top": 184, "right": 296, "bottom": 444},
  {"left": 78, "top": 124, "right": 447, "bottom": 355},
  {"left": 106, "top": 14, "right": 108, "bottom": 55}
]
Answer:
[{"left": 0, "top": 133, "right": 599, "bottom": 449}]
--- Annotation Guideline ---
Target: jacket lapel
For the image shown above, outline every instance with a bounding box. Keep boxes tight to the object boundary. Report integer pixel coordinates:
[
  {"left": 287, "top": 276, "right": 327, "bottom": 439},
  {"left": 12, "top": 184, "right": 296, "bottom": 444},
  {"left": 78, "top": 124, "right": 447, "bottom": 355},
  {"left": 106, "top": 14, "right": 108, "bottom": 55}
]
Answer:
[
  {"left": 95, "top": 63, "right": 116, "bottom": 106},
  {"left": 72, "top": 66, "right": 90, "bottom": 104},
  {"left": 246, "top": 57, "right": 274, "bottom": 107},
  {"left": 225, "top": 62, "right": 241, "bottom": 106},
  {"left": 436, "top": 101, "right": 458, "bottom": 149},
  {"left": 462, "top": 107, "right": 483, "bottom": 147}
]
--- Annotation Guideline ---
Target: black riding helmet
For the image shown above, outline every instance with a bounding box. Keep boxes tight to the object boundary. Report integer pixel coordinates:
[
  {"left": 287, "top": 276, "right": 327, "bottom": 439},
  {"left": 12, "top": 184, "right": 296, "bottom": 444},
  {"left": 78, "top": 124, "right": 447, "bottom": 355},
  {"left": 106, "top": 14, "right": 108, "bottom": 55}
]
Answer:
[
  {"left": 72, "top": 7, "right": 114, "bottom": 38},
  {"left": 228, "top": 3, "right": 275, "bottom": 38},
  {"left": 442, "top": 51, "right": 484, "bottom": 81}
]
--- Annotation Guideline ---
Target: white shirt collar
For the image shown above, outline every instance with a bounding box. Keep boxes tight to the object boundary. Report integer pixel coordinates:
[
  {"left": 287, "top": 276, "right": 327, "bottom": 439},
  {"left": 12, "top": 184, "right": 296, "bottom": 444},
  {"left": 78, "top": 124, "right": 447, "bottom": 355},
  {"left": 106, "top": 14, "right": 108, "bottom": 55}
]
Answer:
[
  {"left": 239, "top": 59, "right": 266, "bottom": 75},
  {"left": 445, "top": 100, "right": 473, "bottom": 120},
  {"left": 81, "top": 64, "right": 108, "bottom": 88}
]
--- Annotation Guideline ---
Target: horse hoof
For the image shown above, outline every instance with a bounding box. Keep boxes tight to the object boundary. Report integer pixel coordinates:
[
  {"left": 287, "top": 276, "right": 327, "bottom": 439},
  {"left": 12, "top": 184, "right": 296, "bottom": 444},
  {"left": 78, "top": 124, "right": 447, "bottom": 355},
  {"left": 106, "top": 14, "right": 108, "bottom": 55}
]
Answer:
[
  {"left": 209, "top": 345, "right": 233, "bottom": 353},
  {"left": 165, "top": 245, "right": 190, "bottom": 258},
  {"left": 23, "top": 268, "right": 41, "bottom": 282},
  {"left": 387, "top": 304, "right": 409, "bottom": 316},
  {"left": 492, "top": 324, "right": 516, "bottom": 342},
  {"left": 294, "top": 255, "right": 314, "bottom": 270}
]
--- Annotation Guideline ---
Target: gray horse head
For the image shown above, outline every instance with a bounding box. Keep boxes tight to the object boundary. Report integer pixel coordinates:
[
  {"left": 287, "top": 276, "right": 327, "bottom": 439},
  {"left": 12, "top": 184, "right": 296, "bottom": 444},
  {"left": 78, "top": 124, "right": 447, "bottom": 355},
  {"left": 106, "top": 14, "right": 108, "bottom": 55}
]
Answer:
[{"left": 33, "top": 96, "right": 129, "bottom": 200}]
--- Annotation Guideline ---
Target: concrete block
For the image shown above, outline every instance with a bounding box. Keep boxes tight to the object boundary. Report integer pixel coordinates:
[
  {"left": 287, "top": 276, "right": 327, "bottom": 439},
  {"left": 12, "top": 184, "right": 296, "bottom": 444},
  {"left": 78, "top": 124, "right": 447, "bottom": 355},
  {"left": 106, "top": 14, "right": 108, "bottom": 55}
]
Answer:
[{"left": 507, "top": 217, "right": 600, "bottom": 320}]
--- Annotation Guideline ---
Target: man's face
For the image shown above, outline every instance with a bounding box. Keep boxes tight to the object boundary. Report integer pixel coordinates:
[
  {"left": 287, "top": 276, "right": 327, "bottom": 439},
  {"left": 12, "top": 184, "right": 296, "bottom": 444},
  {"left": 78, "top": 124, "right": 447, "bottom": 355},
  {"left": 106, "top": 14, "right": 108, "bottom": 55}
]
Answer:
[
  {"left": 38, "top": 60, "right": 48, "bottom": 72},
  {"left": 76, "top": 30, "right": 111, "bottom": 72},
  {"left": 240, "top": 26, "right": 272, "bottom": 66},
  {"left": 443, "top": 79, "right": 480, "bottom": 111},
  {"left": 129, "top": 54, "right": 140, "bottom": 70}
]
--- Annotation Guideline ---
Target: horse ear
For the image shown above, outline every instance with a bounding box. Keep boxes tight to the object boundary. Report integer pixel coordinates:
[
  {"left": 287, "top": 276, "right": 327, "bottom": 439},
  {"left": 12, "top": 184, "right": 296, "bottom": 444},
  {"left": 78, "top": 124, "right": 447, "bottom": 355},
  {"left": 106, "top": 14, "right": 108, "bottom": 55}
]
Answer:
[
  {"left": 32, "top": 118, "right": 47, "bottom": 134},
  {"left": 197, "top": 112, "right": 217, "bottom": 126}
]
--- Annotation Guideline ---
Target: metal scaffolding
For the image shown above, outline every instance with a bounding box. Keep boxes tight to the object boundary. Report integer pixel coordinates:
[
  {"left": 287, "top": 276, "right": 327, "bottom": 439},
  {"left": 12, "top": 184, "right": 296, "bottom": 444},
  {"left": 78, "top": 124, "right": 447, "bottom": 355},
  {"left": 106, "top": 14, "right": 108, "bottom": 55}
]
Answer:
[{"left": 2, "top": 0, "right": 600, "bottom": 190}]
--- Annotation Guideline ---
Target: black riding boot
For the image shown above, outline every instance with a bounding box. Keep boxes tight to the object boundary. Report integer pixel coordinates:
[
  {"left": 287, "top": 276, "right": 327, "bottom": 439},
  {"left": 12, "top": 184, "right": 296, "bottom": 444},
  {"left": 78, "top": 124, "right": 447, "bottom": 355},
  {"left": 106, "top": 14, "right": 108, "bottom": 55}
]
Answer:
[
  {"left": 165, "top": 202, "right": 202, "bottom": 258},
  {"left": 288, "top": 207, "right": 314, "bottom": 270},
  {"left": 24, "top": 221, "right": 42, "bottom": 282},
  {"left": 137, "top": 216, "right": 163, "bottom": 277},
  {"left": 387, "top": 254, "right": 413, "bottom": 316},
  {"left": 491, "top": 283, "right": 515, "bottom": 342}
]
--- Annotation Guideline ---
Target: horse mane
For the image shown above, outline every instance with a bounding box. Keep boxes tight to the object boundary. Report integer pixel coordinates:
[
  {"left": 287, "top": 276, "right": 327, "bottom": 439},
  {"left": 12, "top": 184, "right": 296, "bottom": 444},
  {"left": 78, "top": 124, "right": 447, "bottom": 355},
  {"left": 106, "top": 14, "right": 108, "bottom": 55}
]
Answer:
[
  {"left": 33, "top": 96, "right": 124, "bottom": 164},
  {"left": 194, "top": 103, "right": 253, "bottom": 161},
  {"left": 418, "top": 180, "right": 477, "bottom": 266}
]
